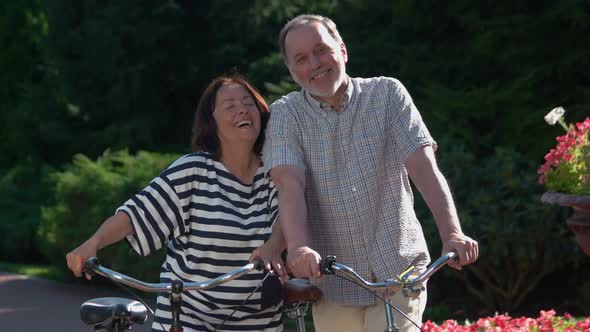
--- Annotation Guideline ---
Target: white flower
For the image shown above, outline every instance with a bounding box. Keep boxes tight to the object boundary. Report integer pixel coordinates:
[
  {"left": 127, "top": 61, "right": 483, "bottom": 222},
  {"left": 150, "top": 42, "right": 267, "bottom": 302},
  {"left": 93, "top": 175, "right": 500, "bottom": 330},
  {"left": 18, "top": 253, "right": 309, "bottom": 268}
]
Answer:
[{"left": 544, "top": 106, "right": 566, "bottom": 126}]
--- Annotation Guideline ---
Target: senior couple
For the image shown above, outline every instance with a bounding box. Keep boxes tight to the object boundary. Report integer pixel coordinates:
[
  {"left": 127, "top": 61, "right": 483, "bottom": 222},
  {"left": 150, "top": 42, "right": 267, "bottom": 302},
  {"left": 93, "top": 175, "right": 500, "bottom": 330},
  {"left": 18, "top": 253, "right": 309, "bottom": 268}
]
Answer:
[{"left": 66, "top": 14, "right": 478, "bottom": 332}]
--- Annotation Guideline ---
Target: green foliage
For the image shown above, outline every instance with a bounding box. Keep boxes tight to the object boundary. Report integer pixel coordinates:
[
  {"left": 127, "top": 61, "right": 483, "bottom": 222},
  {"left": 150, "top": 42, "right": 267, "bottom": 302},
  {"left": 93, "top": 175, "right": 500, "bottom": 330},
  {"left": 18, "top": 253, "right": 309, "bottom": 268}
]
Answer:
[
  {"left": 38, "top": 0, "right": 301, "bottom": 164},
  {"left": 247, "top": 0, "right": 338, "bottom": 101},
  {"left": 3, "top": 0, "right": 590, "bottom": 315},
  {"left": 577, "top": 279, "right": 590, "bottom": 312},
  {"left": 541, "top": 118, "right": 590, "bottom": 195},
  {"left": 0, "top": 261, "right": 68, "bottom": 282},
  {"left": 0, "top": 0, "right": 66, "bottom": 166},
  {"left": 417, "top": 143, "right": 586, "bottom": 314},
  {"left": 0, "top": 164, "right": 53, "bottom": 262},
  {"left": 544, "top": 150, "right": 590, "bottom": 195},
  {"left": 423, "top": 304, "right": 451, "bottom": 324},
  {"left": 39, "top": 150, "right": 180, "bottom": 281},
  {"left": 334, "top": 0, "right": 590, "bottom": 160},
  {"left": 4, "top": 0, "right": 587, "bottom": 165}
]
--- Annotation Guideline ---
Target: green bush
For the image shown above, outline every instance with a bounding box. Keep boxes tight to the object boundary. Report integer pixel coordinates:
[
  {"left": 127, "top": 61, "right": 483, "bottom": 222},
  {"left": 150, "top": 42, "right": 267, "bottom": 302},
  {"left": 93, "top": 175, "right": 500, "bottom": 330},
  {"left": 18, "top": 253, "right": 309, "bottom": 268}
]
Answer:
[
  {"left": 0, "top": 164, "right": 52, "bottom": 262},
  {"left": 417, "top": 143, "right": 586, "bottom": 315},
  {"left": 39, "top": 149, "right": 181, "bottom": 281}
]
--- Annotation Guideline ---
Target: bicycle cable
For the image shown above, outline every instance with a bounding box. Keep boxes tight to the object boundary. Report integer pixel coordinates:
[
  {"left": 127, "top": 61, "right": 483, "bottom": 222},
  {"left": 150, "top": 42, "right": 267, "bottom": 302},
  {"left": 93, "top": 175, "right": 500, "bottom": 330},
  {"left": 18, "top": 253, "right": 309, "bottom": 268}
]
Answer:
[
  {"left": 333, "top": 273, "right": 425, "bottom": 332},
  {"left": 212, "top": 269, "right": 274, "bottom": 332},
  {"left": 105, "top": 273, "right": 168, "bottom": 332}
]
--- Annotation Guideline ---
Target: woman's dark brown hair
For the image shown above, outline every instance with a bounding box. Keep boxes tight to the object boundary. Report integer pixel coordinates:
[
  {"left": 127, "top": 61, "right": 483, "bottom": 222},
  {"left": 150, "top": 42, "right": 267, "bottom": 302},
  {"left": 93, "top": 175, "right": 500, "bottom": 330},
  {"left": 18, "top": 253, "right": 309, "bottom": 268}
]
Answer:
[{"left": 191, "top": 74, "right": 270, "bottom": 160}]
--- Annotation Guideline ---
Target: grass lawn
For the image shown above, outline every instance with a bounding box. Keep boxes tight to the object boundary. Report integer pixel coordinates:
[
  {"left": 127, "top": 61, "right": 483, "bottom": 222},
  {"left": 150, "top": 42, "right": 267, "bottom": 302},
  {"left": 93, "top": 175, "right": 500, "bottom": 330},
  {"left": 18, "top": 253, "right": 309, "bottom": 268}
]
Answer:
[{"left": 0, "top": 261, "right": 70, "bottom": 282}]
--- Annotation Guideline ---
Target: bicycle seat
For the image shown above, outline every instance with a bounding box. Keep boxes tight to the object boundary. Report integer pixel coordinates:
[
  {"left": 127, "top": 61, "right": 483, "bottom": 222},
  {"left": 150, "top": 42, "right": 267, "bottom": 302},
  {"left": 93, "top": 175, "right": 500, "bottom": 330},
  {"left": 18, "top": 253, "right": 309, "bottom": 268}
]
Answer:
[
  {"left": 80, "top": 297, "right": 147, "bottom": 327},
  {"left": 282, "top": 279, "right": 322, "bottom": 306}
]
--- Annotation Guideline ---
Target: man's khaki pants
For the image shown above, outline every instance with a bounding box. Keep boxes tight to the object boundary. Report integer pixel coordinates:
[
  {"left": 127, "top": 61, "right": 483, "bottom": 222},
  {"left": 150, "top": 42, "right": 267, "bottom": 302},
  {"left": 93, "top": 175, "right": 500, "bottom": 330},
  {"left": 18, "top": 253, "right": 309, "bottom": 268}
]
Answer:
[{"left": 311, "top": 289, "right": 427, "bottom": 332}]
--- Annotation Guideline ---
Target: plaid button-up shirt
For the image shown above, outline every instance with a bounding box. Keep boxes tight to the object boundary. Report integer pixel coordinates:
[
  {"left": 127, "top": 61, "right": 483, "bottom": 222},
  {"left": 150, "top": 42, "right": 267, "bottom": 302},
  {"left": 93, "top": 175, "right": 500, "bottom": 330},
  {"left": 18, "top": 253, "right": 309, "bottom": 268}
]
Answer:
[{"left": 263, "top": 76, "right": 435, "bottom": 306}]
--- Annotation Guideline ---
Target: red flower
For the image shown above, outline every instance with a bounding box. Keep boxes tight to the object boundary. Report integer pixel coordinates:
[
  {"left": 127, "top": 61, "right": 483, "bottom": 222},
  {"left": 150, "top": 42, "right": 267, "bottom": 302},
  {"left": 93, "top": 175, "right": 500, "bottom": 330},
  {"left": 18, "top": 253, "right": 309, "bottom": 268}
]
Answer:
[
  {"left": 420, "top": 310, "right": 589, "bottom": 331},
  {"left": 538, "top": 114, "right": 590, "bottom": 194}
]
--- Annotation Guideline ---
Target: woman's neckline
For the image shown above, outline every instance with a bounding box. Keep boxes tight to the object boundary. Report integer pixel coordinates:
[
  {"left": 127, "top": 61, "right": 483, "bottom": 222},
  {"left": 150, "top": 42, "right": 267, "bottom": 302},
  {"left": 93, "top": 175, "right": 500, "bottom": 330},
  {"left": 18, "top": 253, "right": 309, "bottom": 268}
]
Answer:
[{"left": 215, "top": 158, "right": 262, "bottom": 186}]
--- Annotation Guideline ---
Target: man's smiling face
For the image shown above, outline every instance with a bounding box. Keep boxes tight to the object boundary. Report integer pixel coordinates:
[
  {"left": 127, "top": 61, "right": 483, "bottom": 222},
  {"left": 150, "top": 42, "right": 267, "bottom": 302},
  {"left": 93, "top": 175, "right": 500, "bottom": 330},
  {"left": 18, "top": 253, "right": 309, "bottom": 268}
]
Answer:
[{"left": 284, "top": 22, "right": 348, "bottom": 104}]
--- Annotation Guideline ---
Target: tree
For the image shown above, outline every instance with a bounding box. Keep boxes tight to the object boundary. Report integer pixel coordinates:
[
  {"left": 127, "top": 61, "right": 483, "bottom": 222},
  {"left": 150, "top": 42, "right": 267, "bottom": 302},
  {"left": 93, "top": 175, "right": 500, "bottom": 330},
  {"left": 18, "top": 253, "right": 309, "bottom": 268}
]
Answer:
[{"left": 334, "top": 0, "right": 590, "bottom": 159}]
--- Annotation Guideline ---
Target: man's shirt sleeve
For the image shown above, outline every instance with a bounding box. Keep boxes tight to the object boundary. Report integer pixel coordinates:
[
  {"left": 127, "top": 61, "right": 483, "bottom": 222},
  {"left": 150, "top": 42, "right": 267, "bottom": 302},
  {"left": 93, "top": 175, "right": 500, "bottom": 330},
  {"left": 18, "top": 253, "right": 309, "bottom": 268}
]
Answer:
[
  {"left": 388, "top": 79, "right": 437, "bottom": 162},
  {"left": 262, "top": 101, "right": 306, "bottom": 174}
]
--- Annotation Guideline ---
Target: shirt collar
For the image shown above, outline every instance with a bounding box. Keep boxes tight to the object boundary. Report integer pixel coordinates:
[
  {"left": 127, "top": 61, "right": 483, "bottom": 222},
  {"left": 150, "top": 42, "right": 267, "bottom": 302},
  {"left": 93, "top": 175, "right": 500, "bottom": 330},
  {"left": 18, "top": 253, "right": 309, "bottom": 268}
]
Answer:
[{"left": 304, "top": 76, "right": 353, "bottom": 112}]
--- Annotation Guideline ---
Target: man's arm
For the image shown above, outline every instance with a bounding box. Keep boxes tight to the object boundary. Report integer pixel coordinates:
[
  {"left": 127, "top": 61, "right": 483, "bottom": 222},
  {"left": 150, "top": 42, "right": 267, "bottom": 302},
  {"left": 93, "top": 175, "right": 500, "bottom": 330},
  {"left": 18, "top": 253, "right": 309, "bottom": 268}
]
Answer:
[
  {"left": 270, "top": 165, "right": 321, "bottom": 278},
  {"left": 405, "top": 145, "right": 479, "bottom": 269}
]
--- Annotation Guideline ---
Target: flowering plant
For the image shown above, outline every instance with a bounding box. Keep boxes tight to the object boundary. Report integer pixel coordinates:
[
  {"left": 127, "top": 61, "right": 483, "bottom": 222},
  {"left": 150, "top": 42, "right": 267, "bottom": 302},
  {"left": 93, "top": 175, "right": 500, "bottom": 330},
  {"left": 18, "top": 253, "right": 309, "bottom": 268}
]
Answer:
[
  {"left": 537, "top": 107, "right": 590, "bottom": 195},
  {"left": 422, "top": 310, "right": 590, "bottom": 332}
]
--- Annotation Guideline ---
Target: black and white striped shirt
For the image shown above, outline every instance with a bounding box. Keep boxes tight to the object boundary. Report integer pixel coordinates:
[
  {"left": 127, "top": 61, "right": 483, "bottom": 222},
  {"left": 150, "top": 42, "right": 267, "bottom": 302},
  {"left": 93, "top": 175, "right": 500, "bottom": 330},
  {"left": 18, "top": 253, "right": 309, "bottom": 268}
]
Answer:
[{"left": 119, "top": 152, "right": 282, "bottom": 332}]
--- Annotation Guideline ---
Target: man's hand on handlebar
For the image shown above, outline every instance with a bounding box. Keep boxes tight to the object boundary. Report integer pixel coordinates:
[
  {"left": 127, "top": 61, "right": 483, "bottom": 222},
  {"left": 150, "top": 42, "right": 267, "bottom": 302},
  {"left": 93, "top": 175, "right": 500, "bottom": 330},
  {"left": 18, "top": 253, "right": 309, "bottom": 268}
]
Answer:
[
  {"left": 442, "top": 233, "right": 479, "bottom": 270},
  {"left": 285, "top": 245, "right": 323, "bottom": 279}
]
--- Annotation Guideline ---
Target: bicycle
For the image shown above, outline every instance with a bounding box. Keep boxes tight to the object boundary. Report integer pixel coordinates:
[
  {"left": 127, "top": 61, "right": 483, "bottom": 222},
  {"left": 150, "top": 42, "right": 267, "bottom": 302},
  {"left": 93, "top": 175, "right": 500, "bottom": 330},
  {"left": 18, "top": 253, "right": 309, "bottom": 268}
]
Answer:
[{"left": 79, "top": 252, "right": 456, "bottom": 332}]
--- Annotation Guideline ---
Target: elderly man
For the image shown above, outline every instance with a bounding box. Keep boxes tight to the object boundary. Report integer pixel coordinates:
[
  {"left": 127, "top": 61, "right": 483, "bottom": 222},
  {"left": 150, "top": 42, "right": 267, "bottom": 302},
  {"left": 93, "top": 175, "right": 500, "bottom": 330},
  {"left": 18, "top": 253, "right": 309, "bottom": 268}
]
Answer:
[{"left": 263, "top": 14, "right": 479, "bottom": 332}]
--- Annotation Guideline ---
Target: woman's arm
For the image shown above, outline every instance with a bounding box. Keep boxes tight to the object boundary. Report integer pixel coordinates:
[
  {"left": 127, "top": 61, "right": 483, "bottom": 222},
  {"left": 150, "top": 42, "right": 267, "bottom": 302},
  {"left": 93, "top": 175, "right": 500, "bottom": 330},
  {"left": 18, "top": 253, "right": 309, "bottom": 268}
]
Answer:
[
  {"left": 65, "top": 211, "right": 134, "bottom": 278},
  {"left": 250, "top": 218, "right": 288, "bottom": 279}
]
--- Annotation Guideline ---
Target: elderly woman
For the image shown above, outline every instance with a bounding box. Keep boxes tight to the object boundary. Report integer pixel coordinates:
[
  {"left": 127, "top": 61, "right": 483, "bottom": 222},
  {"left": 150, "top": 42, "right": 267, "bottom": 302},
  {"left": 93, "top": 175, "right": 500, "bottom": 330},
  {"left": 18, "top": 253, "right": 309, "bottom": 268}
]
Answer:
[{"left": 66, "top": 74, "right": 286, "bottom": 332}]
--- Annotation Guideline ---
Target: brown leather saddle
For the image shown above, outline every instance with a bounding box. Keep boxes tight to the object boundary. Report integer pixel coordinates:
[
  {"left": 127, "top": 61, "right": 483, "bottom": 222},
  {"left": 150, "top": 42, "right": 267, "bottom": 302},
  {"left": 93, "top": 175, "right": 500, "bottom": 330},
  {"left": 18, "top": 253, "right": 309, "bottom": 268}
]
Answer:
[{"left": 282, "top": 278, "right": 322, "bottom": 306}]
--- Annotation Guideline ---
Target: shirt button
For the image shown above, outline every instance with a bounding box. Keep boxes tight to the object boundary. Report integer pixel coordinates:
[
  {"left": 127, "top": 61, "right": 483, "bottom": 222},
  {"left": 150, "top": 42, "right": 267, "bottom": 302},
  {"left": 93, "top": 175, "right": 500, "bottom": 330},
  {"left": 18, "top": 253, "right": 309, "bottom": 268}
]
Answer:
[{"left": 352, "top": 186, "right": 357, "bottom": 192}]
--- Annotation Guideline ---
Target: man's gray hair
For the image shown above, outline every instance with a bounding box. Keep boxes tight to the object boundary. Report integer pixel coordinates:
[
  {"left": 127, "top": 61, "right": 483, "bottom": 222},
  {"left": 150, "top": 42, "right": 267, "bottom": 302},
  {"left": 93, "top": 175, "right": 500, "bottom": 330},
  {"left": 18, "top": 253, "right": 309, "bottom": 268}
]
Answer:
[{"left": 279, "top": 14, "right": 343, "bottom": 64}]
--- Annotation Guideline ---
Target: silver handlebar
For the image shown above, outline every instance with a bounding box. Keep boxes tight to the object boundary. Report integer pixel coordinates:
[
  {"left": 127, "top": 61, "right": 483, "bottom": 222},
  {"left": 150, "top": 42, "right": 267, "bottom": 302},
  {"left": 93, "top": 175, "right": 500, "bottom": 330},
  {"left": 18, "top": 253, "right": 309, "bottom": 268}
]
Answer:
[
  {"left": 325, "top": 251, "right": 457, "bottom": 295},
  {"left": 83, "top": 257, "right": 263, "bottom": 292},
  {"left": 410, "top": 251, "right": 456, "bottom": 285}
]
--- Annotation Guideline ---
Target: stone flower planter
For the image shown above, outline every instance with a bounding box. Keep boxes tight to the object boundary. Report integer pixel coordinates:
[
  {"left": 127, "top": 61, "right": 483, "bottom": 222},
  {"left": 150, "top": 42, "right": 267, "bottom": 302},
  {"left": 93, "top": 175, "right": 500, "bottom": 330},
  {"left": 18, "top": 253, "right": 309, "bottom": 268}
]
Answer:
[{"left": 541, "top": 191, "right": 590, "bottom": 256}]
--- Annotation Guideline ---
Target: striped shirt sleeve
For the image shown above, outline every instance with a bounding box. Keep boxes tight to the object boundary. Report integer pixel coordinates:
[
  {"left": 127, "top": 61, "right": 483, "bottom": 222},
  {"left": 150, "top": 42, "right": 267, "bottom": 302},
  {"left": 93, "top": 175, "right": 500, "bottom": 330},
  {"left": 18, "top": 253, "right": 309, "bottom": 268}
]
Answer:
[
  {"left": 268, "top": 181, "right": 279, "bottom": 226},
  {"left": 118, "top": 158, "right": 188, "bottom": 257}
]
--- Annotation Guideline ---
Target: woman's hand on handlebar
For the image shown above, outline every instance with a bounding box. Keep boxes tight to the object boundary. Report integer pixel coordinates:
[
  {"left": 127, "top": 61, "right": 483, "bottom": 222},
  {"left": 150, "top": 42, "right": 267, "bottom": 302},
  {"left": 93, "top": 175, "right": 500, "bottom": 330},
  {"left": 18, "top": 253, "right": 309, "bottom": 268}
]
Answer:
[
  {"left": 66, "top": 240, "right": 99, "bottom": 280},
  {"left": 250, "top": 241, "right": 288, "bottom": 281}
]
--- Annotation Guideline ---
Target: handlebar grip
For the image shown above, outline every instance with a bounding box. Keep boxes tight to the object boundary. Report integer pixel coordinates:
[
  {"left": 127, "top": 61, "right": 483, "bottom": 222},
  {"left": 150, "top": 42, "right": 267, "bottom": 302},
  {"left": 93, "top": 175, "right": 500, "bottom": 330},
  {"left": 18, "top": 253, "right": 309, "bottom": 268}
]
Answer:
[
  {"left": 82, "top": 257, "right": 100, "bottom": 275},
  {"left": 320, "top": 255, "right": 337, "bottom": 275},
  {"left": 447, "top": 251, "right": 459, "bottom": 262},
  {"left": 251, "top": 259, "right": 265, "bottom": 271}
]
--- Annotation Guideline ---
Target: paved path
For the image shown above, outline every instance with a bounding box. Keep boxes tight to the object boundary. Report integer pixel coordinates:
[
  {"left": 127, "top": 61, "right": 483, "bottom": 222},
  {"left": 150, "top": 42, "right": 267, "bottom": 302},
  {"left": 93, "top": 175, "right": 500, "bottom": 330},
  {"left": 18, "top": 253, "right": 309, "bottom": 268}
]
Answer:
[
  {"left": 0, "top": 272, "right": 153, "bottom": 331},
  {"left": 0, "top": 272, "right": 302, "bottom": 331}
]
